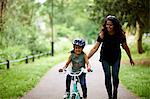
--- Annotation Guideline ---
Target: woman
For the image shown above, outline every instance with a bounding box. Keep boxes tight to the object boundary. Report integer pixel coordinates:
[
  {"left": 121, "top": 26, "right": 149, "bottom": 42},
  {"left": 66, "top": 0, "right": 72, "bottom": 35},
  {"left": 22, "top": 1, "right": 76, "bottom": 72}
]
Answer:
[{"left": 88, "top": 15, "right": 134, "bottom": 99}]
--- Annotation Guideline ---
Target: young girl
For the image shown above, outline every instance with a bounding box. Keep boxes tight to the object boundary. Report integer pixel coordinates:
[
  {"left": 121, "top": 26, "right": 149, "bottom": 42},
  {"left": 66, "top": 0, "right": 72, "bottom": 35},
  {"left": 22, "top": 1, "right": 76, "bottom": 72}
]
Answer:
[{"left": 59, "top": 38, "right": 91, "bottom": 99}]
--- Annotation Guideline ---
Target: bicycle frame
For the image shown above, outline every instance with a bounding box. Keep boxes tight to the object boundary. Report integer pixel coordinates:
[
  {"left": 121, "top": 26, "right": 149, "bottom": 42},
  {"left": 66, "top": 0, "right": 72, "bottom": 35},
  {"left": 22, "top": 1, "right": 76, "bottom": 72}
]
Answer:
[
  {"left": 65, "top": 68, "right": 86, "bottom": 99},
  {"left": 70, "top": 76, "right": 80, "bottom": 99}
]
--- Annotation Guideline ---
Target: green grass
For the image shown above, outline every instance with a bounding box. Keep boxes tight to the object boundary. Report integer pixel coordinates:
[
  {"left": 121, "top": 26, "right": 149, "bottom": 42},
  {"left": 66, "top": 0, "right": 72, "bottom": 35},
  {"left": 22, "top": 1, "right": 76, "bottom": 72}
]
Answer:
[
  {"left": 120, "top": 65, "right": 150, "bottom": 98},
  {"left": 0, "top": 53, "right": 68, "bottom": 99}
]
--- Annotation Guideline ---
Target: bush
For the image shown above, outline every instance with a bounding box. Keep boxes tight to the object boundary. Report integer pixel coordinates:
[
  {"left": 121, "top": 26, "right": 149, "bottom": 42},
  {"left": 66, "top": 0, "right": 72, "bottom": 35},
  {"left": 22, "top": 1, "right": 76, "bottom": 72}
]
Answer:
[
  {"left": 1, "top": 45, "right": 30, "bottom": 61},
  {"left": 55, "top": 37, "right": 72, "bottom": 54}
]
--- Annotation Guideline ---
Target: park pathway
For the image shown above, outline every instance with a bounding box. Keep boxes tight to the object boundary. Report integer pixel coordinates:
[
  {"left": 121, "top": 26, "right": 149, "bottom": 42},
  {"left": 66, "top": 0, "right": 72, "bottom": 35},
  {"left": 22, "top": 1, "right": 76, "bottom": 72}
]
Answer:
[{"left": 21, "top": 45, "right": 139, "bottom": 99}]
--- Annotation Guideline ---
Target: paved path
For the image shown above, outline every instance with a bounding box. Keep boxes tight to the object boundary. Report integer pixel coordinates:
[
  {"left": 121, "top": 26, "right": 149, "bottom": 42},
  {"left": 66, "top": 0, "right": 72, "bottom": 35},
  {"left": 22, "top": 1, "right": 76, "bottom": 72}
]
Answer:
[{"left": 21, "top": 45, "right": 139, "bottom": 99}]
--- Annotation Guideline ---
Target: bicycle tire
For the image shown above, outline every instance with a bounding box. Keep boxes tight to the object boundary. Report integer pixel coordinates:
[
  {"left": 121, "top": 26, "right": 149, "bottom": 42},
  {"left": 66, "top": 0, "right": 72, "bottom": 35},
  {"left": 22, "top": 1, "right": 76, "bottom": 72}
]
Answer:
[{"left": 71, "top": 94, "right": 76, "bottom": 99}]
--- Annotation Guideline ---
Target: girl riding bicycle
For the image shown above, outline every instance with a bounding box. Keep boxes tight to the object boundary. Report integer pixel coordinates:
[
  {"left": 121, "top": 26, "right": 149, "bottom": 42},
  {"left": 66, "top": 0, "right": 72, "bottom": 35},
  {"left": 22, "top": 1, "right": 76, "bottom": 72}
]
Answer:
[{"left": 59, "top": 38, "right": 92, "bottom": 99}]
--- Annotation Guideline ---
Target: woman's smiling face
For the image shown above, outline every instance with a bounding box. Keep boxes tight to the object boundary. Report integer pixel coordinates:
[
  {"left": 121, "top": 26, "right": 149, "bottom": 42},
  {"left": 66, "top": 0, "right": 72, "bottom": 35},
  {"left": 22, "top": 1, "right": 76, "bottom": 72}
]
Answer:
[{"left": 106, "top": 20, "right": 114, "bottom": 33}]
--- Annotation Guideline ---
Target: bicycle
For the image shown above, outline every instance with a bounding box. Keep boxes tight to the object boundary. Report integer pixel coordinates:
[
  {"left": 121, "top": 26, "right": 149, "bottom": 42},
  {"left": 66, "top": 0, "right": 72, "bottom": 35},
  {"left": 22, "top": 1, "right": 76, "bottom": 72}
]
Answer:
[{"left": 60, "top": 68, "right": 92, "bottom": 99}]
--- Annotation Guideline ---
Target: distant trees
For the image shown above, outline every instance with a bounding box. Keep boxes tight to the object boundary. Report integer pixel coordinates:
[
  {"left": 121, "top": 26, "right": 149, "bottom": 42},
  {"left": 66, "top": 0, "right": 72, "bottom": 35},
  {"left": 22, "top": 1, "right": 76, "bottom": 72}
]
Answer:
[
  {"left": 0, "top": 0, "right": 97, "bottom": 61},
  {"left": 89, "top": 0, "right": 149, "bottom": 53},
  {"left": 0, "top": 0, "right": 51, "bottom": 62},
  {"left": 42, "top": 0, "right": 98, "bottom": 41}
]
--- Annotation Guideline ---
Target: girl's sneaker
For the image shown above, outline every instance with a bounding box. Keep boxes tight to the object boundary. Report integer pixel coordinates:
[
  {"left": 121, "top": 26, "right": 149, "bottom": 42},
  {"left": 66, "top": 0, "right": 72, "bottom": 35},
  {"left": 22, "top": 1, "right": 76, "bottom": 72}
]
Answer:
[{"left": 63, "top": 92, "right": 70, "bottom": 98}]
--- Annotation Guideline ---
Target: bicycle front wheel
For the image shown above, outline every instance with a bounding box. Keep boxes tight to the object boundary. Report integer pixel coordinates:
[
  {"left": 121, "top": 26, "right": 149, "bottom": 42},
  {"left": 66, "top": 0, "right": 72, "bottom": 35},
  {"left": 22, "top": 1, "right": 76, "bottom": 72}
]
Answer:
[
  {"left": 71, "top": 94, "right": 76, "bottom": 99},
  {"left": 71, "top": 94, "right": 82, "bottom": 99}
]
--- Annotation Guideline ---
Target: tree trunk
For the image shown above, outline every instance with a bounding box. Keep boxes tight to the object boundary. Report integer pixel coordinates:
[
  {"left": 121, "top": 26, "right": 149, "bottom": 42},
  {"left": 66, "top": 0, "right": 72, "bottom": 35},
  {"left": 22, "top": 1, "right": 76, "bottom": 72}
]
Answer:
[
  {"left": 0, "top": 1, "right": 3, "bottom": 31},
  {"left": 136, "top": 21, "right": 144, "bottom": 54},
  {"left": 0, "top": 0, "right": 6, "bottom": 31}
]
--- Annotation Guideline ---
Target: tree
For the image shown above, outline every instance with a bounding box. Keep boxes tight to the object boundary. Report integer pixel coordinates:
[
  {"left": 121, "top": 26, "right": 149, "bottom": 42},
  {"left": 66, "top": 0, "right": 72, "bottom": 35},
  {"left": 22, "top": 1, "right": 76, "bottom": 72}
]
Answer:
[
  {"left": 89, "top": 0, "right": 149, "bottom": 53},
  {"left": 42, "top": 0, "right": 98, "bottom": 40},
  {"left": 0, "top": 0, "right": 7, "bottom": 31}
]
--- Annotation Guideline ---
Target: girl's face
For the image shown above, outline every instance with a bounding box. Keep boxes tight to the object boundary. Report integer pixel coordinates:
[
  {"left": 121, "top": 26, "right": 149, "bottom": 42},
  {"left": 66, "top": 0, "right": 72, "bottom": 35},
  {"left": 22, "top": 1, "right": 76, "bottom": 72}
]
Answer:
[
  {"left": 74, "top": 45, "right": 83, "bottom": 55},
  {"left": 106, "top": 20, "right": 114, "bottom": 33}
]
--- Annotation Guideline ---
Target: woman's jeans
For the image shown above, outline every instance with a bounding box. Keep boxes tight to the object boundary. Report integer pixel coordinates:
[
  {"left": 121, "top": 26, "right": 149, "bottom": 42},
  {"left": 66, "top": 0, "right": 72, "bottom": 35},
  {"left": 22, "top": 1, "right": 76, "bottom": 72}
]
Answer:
[
  {"left": 102, "top": 59, "right": 120, "bottom": 97},
  {"left": 66, "top": 73, "right": 87, "bottom": 98}
]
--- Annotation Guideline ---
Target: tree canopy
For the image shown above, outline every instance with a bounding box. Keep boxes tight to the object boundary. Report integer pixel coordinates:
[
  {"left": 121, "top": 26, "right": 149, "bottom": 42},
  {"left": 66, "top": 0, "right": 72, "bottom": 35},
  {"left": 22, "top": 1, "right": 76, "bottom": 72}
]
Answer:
[{"left": 89, "top": 0, "right": 149, "bottom": 53}]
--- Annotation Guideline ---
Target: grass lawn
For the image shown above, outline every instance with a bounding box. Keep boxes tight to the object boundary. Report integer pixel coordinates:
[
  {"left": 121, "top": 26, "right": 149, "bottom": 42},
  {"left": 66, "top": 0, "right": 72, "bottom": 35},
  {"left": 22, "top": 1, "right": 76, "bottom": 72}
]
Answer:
[
  {"left": 0, "top": 53, "right": 68, "bottom": 99},
  {"left": 120, "top": 64, "right": 150, "bottom": 98}
]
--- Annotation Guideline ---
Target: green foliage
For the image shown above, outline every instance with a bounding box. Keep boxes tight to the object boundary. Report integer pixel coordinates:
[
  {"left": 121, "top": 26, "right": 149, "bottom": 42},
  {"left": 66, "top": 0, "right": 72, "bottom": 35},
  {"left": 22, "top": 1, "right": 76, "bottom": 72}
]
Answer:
[
  {"left": 89, "top": 0, "right": 149, "bottom": 31},
  {"left": 121, "top": 36, "right": 150, "bottom": 60},
  {"left": 55, "top": 24, "right": 83, "bottom": 40},
  {"left": 45, "top": 0, "right": 98, "bottom": 40},
  {"left": 54, "top": 37, "right": 72, "bottom": 54},
  {"left": 1, "top": 45, "right": 30, "bottom": 62},
  {"left": 0, "top": 0, "right": 98, "bottom": 62},
  {"left": 0, "top": 0, "right": 51, "bottom": 61}
]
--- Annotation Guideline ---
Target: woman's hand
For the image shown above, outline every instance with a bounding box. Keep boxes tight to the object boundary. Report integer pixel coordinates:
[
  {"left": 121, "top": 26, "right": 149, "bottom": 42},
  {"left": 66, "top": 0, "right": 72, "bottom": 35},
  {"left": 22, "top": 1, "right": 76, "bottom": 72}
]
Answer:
[
  {"left": 58, "top": 68, "right": 63, "bottom": 72},
  {"left": 130, "top": 59, "right": 135, "bottom": 66},
  {"left": 99, "top": 31, "right": 104, "bottom": 39}
]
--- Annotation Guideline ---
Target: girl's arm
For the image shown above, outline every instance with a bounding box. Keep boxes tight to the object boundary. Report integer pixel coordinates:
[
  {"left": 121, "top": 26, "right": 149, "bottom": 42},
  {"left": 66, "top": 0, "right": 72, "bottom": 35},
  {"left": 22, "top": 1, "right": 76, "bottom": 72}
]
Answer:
[
  {"left": 122, "top": 42, "right": 135, "bottom": 65},
  {"left": 63, "top": 54, "right": 72, "bottom": 69}
]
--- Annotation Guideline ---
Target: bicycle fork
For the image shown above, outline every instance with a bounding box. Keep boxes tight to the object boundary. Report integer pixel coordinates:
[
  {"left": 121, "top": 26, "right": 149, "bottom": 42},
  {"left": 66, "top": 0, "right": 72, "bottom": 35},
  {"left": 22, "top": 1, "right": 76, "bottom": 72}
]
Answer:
[{"left": 70, "top": 76, "right": 81, "bottom": 99}]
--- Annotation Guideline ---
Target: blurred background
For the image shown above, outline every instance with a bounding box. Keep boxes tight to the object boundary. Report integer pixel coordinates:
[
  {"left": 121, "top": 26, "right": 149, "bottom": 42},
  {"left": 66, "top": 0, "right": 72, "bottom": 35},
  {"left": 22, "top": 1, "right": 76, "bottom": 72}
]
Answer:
[
  {"left": 0, "top": 0, "right": 149, "bottom": 60},
  {"left": 0, "top": 0, "right": 149, "bottom": 98}
]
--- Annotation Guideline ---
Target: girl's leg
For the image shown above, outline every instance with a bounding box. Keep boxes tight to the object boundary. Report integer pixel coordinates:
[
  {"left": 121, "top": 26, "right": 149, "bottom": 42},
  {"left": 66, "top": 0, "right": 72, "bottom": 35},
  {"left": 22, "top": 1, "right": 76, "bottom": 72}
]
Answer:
[
  {"left": 102, "top": 60, "right": 112, "bottom": 99},
  {"left": 112, "top": 58, "right": 121, "bottom": 99},
  {"left": 79, "top": 73, "right": 87, "bottom": 98},
  {"left": 63, "top": 74, "right": 71, "bottom": 98},
  {"left": 66, "top": 74, "right": 71, "bottom": 92}
]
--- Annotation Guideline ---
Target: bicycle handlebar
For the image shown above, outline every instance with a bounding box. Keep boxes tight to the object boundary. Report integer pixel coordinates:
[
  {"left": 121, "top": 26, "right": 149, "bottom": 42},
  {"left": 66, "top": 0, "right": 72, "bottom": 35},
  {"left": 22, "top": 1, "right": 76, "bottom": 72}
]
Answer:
[{"left": 64, "top": 68, "right": 87, "bottom": 77}]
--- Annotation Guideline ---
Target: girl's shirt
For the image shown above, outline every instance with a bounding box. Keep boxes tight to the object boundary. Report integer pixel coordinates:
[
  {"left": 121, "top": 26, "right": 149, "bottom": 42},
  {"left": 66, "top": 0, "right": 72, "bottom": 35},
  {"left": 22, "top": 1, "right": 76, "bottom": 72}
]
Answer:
[
  {"left": 71, "top": 51, "right": 85, "bottom": 72},
  {"left": 97, "top": 32, "right": 126, "bottom": 65}
]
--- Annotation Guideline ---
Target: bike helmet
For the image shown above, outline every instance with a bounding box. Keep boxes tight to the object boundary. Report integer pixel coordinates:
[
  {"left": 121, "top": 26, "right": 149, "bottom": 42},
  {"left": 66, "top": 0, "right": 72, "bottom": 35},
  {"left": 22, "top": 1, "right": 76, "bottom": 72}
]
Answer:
[{"left": 72, "top": 38, "right": 86, "bottom": 48}]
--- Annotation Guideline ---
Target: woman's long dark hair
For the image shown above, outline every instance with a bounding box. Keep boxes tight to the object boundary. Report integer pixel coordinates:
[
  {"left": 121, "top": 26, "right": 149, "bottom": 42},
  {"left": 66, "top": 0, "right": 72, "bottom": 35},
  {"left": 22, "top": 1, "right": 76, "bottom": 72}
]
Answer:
[{"left": 102, "top": 15, "right": 125, "bottom": 37}]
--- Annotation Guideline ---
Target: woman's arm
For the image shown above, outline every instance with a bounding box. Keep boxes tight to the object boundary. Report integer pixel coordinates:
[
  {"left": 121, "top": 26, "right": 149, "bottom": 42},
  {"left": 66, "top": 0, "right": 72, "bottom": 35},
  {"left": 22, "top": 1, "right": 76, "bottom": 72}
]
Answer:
[
  {"left": 122, "top": 42, "right": 135, "bottom": 65},
  {"left": 88, "top": 42, "right": 101, "bottom": 59},
  {"left": 84, "top": 54, "right": 90, "bottom": 68},
  {"left": 84, "top": 54, "right": 92, "bottom": 72}
]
